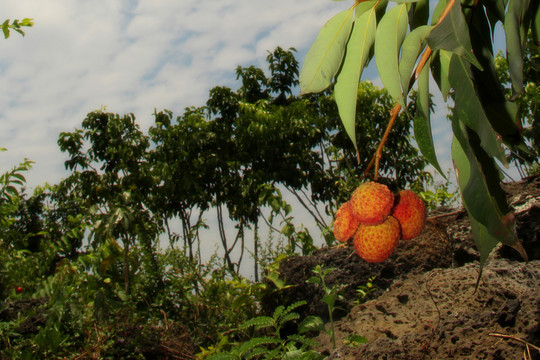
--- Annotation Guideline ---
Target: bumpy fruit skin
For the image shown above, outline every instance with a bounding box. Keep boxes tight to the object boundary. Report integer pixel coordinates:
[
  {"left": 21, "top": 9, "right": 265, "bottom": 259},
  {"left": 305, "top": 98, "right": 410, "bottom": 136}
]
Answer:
[
  {"left": 392, "top": 190, "right": 426, "bottom": 240},
  {"left": 350, "top": 182, "right": 394, "bottom": 225},
  {"left": 353, "top": 216, "right": 400, "bottom": 263},
  {"left": 333, "top": 201, "right": 361, "bottom": 243}
]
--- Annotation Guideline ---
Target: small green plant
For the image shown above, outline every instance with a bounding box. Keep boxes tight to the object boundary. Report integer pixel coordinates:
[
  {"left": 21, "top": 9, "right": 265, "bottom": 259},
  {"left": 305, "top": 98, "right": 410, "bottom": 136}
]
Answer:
[
  {"left": 305, "top": 265, "right": 344, "bottom": 350},
  {"left": 204, "top": 300, "right": 323, "bottom": 360},
  {"left": 413, "top": 171, "right": 459, "bottom": 211},
  {"left": 354, "top": 276, "right": 376, "bottom": 304}
]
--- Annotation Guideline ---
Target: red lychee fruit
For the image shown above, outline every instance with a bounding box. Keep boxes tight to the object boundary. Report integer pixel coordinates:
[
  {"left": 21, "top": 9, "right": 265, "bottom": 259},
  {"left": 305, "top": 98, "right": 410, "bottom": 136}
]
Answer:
[
  {"left": 350, "top": 182, "right": 394, "bottom": 225},
  {"left": 333, "top": 201, "right": 361, "bottom": 243},
  {"left": 392, "top": 190, "right": 426, "bottom": 240},
  {"left": 353, "top": 216, "right": 401, "bottom": 263},
  {"left": 16, "top": 286, "right": 23, "bottom": 293}
]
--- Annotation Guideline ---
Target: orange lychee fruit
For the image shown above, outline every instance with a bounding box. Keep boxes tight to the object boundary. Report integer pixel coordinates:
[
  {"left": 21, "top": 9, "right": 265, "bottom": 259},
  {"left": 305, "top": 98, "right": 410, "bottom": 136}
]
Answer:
[
  {"left": 392, "top": 190, "right": 426, "bottom": 240},
  {"left": 353, "top": 216, "right": 401, "bottom": 263},
  {"left": 333, "top": 201, "right": 361, "bottom": 243},
  {"left": 350, "top": 182, "right": 394, "bottom": 225}
]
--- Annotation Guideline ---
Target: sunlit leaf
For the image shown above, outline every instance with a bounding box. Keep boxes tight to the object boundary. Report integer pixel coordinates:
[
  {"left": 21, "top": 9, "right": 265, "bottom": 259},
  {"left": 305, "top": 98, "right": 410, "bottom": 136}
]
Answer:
[
  {"left": 398, "top": 25, "right": 432, "bottom": 97},
  {"left": 427, "top": 0, "right": 483, "bottom": 70},
  {"left": 414, "top": 58, "right": 445, "bottom": 177},
  {"left": 448, "top": 55, "right": 506, "bottom": 164},
  {"left": 334, "top": 1, "right": 378, "bottom": 151},
  {"left": 374, "top": 3, "right": 409, "bottom": 107},
  {"left": 2, "top": 20, "right": 9, "bottom": 39},
  {"left": 299, "top": 8, "right": 354, "bottom": 94}
]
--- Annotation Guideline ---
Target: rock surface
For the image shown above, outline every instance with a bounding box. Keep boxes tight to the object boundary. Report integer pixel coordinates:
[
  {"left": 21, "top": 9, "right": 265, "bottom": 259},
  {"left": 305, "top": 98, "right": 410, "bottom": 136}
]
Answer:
[{"left": 265, "top": 175, "right": 540, "bottom": 359}]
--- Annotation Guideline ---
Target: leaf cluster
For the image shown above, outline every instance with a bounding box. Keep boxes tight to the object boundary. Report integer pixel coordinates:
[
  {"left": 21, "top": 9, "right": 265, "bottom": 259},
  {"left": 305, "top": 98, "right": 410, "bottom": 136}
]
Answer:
[
  {"left": 2, "top": 18, "right": 33, "bottom": 39},
  {"left": 300, "top": 0, "right": 540, "bottom": 271}
]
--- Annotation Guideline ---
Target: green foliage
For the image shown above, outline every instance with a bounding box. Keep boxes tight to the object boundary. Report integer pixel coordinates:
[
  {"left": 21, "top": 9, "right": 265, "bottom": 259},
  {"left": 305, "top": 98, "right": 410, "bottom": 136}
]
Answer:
[
  {"left": 306, "top": 265, "right": 344, "bottom": 349},
  {"left": 354, "top": 276, "right": 377, "bottom": 305},
  {"left": 413, "top": 171, "right": 459, "bottom": 211},
  {"left": 204, "top": 301, "right": 324, "bottom": 360},
  {"left": 2, "top": 18, "right": 33, "bottom": 39},
  {"left": 300, "top": 0, "right": 539, "bottom": 270}
]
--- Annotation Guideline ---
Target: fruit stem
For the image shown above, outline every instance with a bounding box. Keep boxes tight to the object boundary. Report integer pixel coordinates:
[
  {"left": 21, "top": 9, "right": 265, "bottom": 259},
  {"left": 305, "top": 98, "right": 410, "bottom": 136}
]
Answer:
[
  {"left": 362, "top": 0, "right": 457, "bottom": 180},
  {"left": 362, "top": 103, "right": 401, "bottom": 180}
]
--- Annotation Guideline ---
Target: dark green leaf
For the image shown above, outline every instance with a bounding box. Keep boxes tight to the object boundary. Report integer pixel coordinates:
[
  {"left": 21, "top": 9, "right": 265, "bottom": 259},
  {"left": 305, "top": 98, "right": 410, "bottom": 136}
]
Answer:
[
  {"left": 414, "top": 58, "right": 445, "bottom": 177},
  {"left": 448, "top": 55, "right": 506, "bottom": 164},
  {"left": 451, "top": 121, "right": 521, "bottom": 268},
  {"left": 430, "top": 49, "right": 452, "bottom": 101},
  {"left": 427, "top": 0, "right": 482, "bottom": 70},
  {"left": 532, "top": 2, "right": 540, "bottom": 45},
  {"left": 411, "top": 0, "right": 429, "bottom": 29},
  {"left": 504, "top": 0, "right": 532, "bottom": 97}
]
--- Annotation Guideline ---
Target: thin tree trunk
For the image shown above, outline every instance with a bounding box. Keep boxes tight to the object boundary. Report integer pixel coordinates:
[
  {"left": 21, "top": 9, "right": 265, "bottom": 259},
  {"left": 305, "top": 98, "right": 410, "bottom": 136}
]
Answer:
[
  {"left": 123, "top": 235, "right": 130, "bottom": 295},
  {"left": 254, "top": 220, "right": 259, "bottom": 282}
]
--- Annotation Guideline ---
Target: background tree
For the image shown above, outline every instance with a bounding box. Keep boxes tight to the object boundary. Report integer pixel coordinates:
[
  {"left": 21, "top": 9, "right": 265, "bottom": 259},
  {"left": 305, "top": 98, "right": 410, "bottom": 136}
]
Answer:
[{"left": 58, "top": 111, "right": 161, "bottom": 296}]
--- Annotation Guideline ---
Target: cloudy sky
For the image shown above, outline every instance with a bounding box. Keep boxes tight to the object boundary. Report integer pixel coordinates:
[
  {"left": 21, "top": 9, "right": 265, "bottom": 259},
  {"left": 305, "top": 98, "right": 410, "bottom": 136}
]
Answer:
[
  {"left": 3, "top": 0, "right": 522, "bottom": 276},
  {"left": 0, "top": 0, "right": 461, "bottom": 191}
]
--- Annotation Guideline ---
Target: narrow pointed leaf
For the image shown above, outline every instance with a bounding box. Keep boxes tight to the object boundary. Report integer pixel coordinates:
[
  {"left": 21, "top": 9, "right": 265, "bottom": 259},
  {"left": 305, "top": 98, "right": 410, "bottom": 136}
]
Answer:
[
  {"left": 451, "top": 121, "right": 521, "bottom": 266},
  {"left": 374, "top": 3, "right": 409, "bottom": 107},
  {"left": 451, "top": 135, "right": 502, "bottom": 273},
  {"left": 398, "top": 25, "right": 432, "bottom": 97},
  {"left": 411, "top": 0, "right": 430, "bottom": 29},
  {"left": 427, "top": 0, "right": 483, "bottom": 70},
  {"left": 504, "top": 0, "right": 532, "bottom": 97},
  {"left": 430, "top": 49, "right": 452, "bottom": 101},
  {"left": 335, "top": 1, "right": 378, "bottom": 150},
  {"left": 448, "top": 55, "right": 506, "bottom": 164},
  {"left": 533, "top": 1, "right": 540, "bottom": 45},
  {"left": 299, "top": 8, "right": 355, "bottom": 95},
  {"left": 414, "top": 58, "right": 445, "bottom": 177}
]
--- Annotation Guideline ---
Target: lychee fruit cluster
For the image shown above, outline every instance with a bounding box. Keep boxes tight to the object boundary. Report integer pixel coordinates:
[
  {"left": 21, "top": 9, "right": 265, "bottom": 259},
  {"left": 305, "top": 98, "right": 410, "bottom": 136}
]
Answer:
[{"left": 332, "top": 182, "right": 426, "bottom": 263}]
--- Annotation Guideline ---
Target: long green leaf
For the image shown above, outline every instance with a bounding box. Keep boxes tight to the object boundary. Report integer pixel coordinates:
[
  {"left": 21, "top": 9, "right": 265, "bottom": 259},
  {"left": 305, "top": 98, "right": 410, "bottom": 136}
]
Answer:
[
  {"left": 427, "top": 0, "right": 482, "bottom": 70},
  {"left": 451, "top": 121, "right": 520, "bottom": 265},
  {"left": 411, "top": 0, "right": 430, "bottom": 29},
  {"left": 430, "top": 49, "right": 452, "bottom": 101},
  {"left": 299, "top": 8, "right": 355, "bottom": 95},
  {"left": 468, "top": 7, "right": 522, "bottom": 146},
  {"left": 504, "top": 0, "right": 532, "bottom": 97},
  {"left": 451, "top": 137, "right": 495, "bottom": 272},
  {"left": 398, "top": 25, "right": 432, "bottom": 97},
  {"left": 334, "top": 1, "right": 378, "bottom": 151},
  {"left": 448, "top": 55, "right": 506, "bottom": 164},
  {"left": 374, "top": 3, "right": 409, "bottom": 107},
  {"left": 532, "top": 1, "right": 540, "bottom": 45},
  {"left": 414, "top": 58, "right": 445, "bottom": 177}
]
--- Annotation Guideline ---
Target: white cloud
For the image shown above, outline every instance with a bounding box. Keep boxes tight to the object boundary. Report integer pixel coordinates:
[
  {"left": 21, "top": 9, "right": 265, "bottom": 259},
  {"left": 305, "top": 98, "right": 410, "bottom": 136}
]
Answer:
[{"left": 0, "top": 0, "right": 351, "bottom": 189}]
